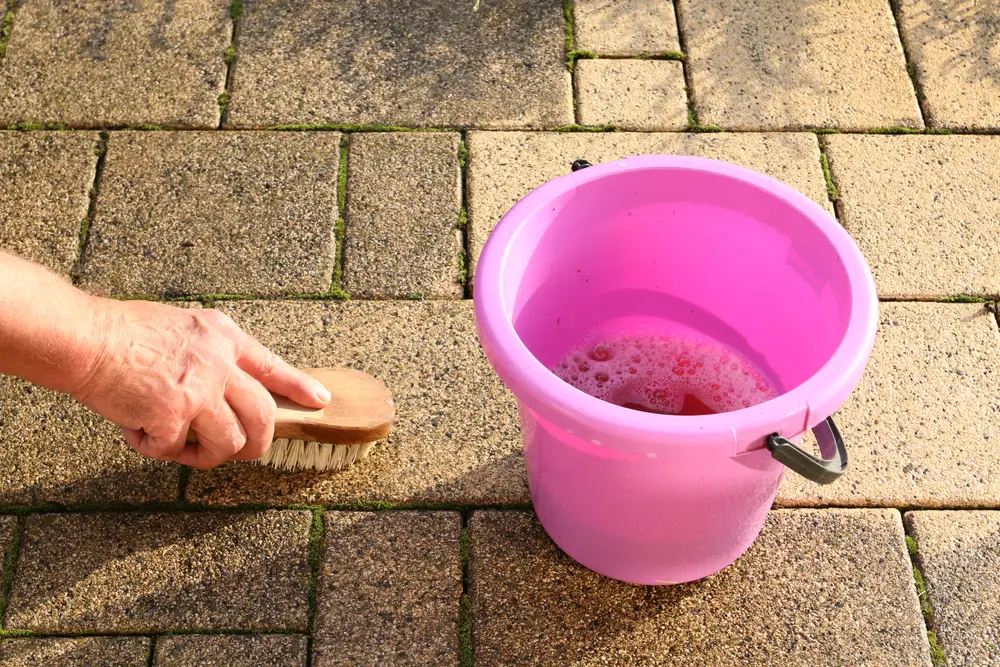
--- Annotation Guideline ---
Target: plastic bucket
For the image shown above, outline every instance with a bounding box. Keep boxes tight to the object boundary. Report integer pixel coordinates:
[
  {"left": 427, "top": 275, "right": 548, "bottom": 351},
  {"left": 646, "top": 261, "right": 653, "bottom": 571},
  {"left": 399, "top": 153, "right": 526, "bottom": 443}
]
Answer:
[{"left": 474, "top": 155, "right": 878, "bottom": 584}]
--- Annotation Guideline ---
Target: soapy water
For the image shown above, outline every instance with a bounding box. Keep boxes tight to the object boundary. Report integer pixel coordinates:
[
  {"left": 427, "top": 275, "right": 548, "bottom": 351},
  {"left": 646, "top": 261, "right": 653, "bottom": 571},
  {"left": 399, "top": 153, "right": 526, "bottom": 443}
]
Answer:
[{"left": 552, "top": 332, "right": 778, "bottom": 415}]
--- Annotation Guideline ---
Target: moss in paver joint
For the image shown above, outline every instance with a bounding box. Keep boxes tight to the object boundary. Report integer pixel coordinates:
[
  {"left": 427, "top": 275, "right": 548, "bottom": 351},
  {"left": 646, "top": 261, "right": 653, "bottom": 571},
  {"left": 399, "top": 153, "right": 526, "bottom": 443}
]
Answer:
[
  {"left": 458, "top": 207, "right": 468, "bottom": 229},
  {"left": 330, "top": 138, "right": 350, "bottom": 300},
  {"left": 905, "top": 532, "right": 948, "bottom": 666},
  {"left": 887, "top": 0, "right": 929, "bottom": 123},
  {"left": 937, "top": 295, "right": 988, "bottom": 303},
  {"left": 554, "top": 123, "right": 617, "bottom": 132},
  {"left": 230, "top": 0, "right": 244, "bottom": 21},
  {"left": 0, "top": 0, "right": 16, "bottom": 62},
  {"left": 72, "top": 132, "right": 109, "bottom": 284},
  {"left": 7, "top": 122, "right": 68, "bottom": 131},
  {"left": 223, "top": 45, "right": 236, "bottom": 66},
  {"left": 217, "top": 92, "right": 230, "bottom": 116},
  {"left": 819, "top": 152, "right": 839, "bottom": 202},
  {"left": 815, "top": 128, "right": 841, "bottom": 135},
  {"left": 562, "top": 0, "right": 575, "bottom": 71},
  {"left": 458, "top": 140, "right": 468, "bottom": 170},
  {"left": 647, "top": 51, "right": 687, "bottom": 61},
  {"left": 306, "top": 509, "right": 324, "bottom": 635},
  {"left": 459, "top": 594, "right": 474, "bottom": 667},
  {"left": 458, "top": 249, "right": 468, "bottom": 287},
  {"left": 270, "top": 123, "right": 449, "bottom": 133},
  {"left": 0, "top": 516, "right": 25, "bottom": 627}
]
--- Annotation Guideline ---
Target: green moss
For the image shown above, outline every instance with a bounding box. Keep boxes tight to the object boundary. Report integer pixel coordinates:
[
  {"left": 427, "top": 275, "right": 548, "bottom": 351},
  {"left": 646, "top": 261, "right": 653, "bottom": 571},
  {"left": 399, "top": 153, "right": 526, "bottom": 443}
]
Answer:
[
  {"left": 938, "top": 295, "right": 987, "bottom": 303},
  {"left": 460, "top": 528, "right": 471, "bottom": 565},
  {"left": 567, "top": 48, "right": 597, "bottom": 63},
  {"left": 0, "top": 518, "right": 24, "bottom": 623},
  {"left": 307, "top": 509, "right": 324, "bottom": 633},
  {"left": 230, "top": 0, "right": 244, "bottom": 21},
  {"left": 330, "top": 140, "right": 350, "bottom": 299},
  {"left": 405, "top": 292, "right": 425, "bottom": 301},
  {"left": 562, "top": 0, "right": 575, "bottom": 71},
  {"left": 0, "top": 629, "right": 32, "bottom": 638},
  {"left": 906, "top": 535, "right": 918, "bottom": 558},
  {"left": 927, "top": 631, "right": 946, "bottom": 666},
  {"left": 0, "top": 1, "right": 16, "bottom": 62},
  {"left": 458, "top": 207, "right": 468, "bottom": 229},
  {"left": 648, "top": 51, "right": 687, "bottom": 61},
  {"left": 270, "top": 123, "right": 447, "bottom": 133},
  {"left": 815, "top": 128, "right": 841, "bottom": 135},
  {"left": 217, "top": 92, "right": 230, "bottom": 115},
  {"left": 554, "top": 123, "right": 617, "bottom": 132},
  {"left": 132, "top": 124, "right": 166, "bottom": 131},
  {"left": 459, "top": 249, "right": 468, "bottom": 287},
  {"left": 223, "top": 45, "right": 237, "bottom": 66},
  {"left": 820, "top": 152, "right": 839, "bottom": 202},
  {"left": 7, "top": 122, "right": 68, "bottom": 131},
  {"left": 458, "top": 140, "right": 468, "bottom": 169},
  {"left": 689, "top": 123, "right": 724, "bottom": 133},
  {"left": 867, "top": 126, "right": 925, "bottom": 135},
  {"left": 459, "top": 594, "right": 474, "bottom": 667},
  {"left": 912, "top": 565, "right": 934, "bottom": 623},
  {"left": 925, "top": 128, "right": 952, "bottom": 135}
]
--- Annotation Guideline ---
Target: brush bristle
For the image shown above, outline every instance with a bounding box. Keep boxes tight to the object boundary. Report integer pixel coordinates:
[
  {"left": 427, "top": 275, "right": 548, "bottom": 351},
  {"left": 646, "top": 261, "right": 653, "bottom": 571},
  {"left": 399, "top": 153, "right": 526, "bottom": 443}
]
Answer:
[{"left": 257, "top": 439, "right": 377, "bottom": 472}]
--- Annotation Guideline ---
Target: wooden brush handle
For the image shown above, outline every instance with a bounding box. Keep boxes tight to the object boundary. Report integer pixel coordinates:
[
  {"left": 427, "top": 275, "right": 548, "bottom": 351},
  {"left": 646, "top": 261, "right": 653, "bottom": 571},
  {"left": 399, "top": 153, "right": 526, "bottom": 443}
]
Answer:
[{"left": 186, "top": 367, "right": 395, "bottom": 446}]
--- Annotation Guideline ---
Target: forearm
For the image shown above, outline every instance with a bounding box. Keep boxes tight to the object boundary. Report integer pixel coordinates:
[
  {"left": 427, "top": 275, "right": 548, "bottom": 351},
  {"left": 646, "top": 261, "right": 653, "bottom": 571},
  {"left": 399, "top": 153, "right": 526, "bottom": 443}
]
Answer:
[{"left": 0, "top": 251, "right": 111, "bottom": 394}]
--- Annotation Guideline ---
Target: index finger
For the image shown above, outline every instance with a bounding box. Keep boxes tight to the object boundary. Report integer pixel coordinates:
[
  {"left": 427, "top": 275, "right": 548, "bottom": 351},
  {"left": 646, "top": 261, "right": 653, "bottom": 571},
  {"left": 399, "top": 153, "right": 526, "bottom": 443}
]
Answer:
[{"left": 238, "top": 339, "right": 331, "bottom": 409}]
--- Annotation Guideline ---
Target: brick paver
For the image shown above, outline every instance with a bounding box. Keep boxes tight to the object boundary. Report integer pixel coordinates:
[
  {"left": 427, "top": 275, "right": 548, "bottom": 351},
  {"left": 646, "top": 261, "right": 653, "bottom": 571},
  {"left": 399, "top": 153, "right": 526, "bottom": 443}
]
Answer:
[
  {"left": 342, "top": 133, "right": 463, "bottom": 299},
  {"left": 313, "top": 512, "right": 461, "bottom": 666},
  {"left": 825, "top": 134, "right": 1000, "bottom": 298},
  {"left": 778, "top": 303, "right": 1000, "bottom": 508},
  {"left": 896, "top": 0, "right": 1000, "bottom": 130},
  {"left": 679, "top": 0, "right": 923, "bottom": 130},
  {"left": 0, "top": 0, "right": 230, "bottom": 128},
  {"left": 184, "top": 301, "right": 525, "bottom": 506},
  {"left": 226, "top": 0, "right": 572, "bottom": 129},
  {"left": 80, "top": 132, "right": 341, "bottom": 298},
  {"left": 0, "top": 376, "right": 178, "bottom": 505},
  {"left": 471, "top": 509, "right": 929, "bottom": 666},
  {"left": 466, "top": 131, "right": 833, "bottom": 282},
  {"left": 154, "top": 635, "right": 308, "bottom": 667},
  {"left": 576, "top": 60, "right": 688, "bottom": 130},
  {"left": 0, "top": 132, "right": 98, "bottom": 276},
  {"left": 906, "top": 511, "right": 1000, "bottom": 666},
  {"left": 3, "top": 511, "right": 312, "bottom": 633},
  {"left": 0, "top": 637, "right": 151, "bottom": 667},
  {"left": 574, "top": 0, "right": 680, "bottom": 56}
]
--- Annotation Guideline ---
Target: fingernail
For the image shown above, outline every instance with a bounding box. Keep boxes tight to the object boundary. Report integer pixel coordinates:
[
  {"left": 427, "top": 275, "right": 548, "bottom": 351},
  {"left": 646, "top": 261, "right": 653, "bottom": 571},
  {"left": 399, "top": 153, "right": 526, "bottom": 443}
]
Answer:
[{"left": 314, "top": 386, "right": 332, "bottom": 404}]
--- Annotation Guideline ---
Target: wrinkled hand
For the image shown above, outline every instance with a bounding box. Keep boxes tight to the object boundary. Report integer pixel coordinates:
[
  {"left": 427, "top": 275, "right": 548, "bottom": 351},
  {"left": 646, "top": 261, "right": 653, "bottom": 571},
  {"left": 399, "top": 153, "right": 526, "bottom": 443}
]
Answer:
[{"left": 72, "top": 301, "right": 331, "bottom": 469}]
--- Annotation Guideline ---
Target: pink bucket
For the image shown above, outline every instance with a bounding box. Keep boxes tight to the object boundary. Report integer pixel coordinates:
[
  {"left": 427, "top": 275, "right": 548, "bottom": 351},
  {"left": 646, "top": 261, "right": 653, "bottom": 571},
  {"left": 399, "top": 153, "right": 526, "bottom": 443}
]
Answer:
[{"left": 474, "top": 155, "right": 878, "bottom": 584}]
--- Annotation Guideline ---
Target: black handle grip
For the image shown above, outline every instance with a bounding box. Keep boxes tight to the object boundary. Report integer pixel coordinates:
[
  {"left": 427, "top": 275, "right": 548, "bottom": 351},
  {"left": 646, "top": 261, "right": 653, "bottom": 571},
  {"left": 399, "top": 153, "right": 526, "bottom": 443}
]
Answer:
[{"left": 767, "top": 417, "right": 847, "bottom": 485}]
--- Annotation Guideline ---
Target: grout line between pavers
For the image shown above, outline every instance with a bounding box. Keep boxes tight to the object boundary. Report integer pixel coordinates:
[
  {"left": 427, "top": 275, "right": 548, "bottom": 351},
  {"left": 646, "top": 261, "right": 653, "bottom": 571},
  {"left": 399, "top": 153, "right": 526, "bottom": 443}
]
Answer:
[
  {"left": 902, "top": 525, "right": 948, "bottom": 665},
  {"left": 458, "top": 511, "right": 474, "bottom": 667},
  {"left": 329, "top": 134, "right": 351, "bottom": 300},
  {"left": 71, "top": 131, "right": 109, "bottom": 285},
  {"left": 176, "top": 466, "right": 191, "bottom": 502},
  {"left": 670, "top": 0, "right": 718, "bottom": 133},
  {"left": 459, "top": 132, "right": 471, "bottom": 298},
  {"left": 305, "top": 508, "right": 324, "bottom": 667},
  {"left": 815, "top": 134, "right": 843, "bottom": 222},
  {"left": 0, "top": 515, "right": 25, "bottom": 629},
  {"left": 886, "top": 0, "right": 930, "bottom": 129},
  {"left": 217, "top": 0, "right": 244, "bottom": 129},
  {"left": 0, "top": 628, "right": 309, "bottom": 639},
  {"left": 146, "top": 635, "right": 156, "bottom": 667}
]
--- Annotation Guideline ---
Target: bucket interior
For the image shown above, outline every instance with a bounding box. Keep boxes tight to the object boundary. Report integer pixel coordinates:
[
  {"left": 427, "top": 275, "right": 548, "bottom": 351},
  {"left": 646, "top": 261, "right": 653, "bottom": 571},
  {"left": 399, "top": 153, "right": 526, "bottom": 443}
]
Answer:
[{"left": 507, "top": 167, "right": 853, "bottom": 402}]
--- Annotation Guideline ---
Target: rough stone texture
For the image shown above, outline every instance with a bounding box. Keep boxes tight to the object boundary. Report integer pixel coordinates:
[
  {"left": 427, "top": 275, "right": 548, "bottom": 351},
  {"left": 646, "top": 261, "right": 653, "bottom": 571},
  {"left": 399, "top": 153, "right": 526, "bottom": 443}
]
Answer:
[
  {"left": 0, "top": 515, "right": 16, "bottom": 572},
  {"left": 0, "top": 132, "right": 98, "bottom": 276},
  {"left": 0, "top": 0, "right": 230, "bottom": 128},
  {"left": 574, "top": 0, "right": 681, "bottom": 56},
  {"left": 4, "top": 511, "right": 312, "bottom": 633},
  {"left": 471, "top": 509, "right": 929, "bottom": 666},
  {"left": 897, "top": 0, "right": 1000, "bottom": 130},
  {"left": 467, "top": 131, "right": 833, "bottom": 281},
  {"left": 0, "top": 376, "right": 178, "bottom": 505},
  {"left": 825, "top": 135, "right": 1000, "bottom": 298},
  {"left": 778, "top": 303, "right": 1000, "bottom": 507},
  {"left": 906, "top": 511, "right": 1000, "bottom": 666},
  {"left": 678, "top": 0, "right": 922, "bottom": 130},
  {"left": 226, "top": 0, "right": 572, "bottom": 129},
  {"left": 0, "top": 637, "right": 151, "bottom": 667},
  {"left": 185, "top": 301, "right": 525, "bottom": 506},
  {"left": 313, "top": 512, "right": 461, "bottom": 667},
  {"left": 576, "top": 60, "right": 688, "bottom": 130},
  {"left": 342, "top": 133, "right": 463, "bottom": 299},
  {"left": 80, "top": 132, "right": 340, "bottom": 297},
  {"left": 154, "top": 635, "right": 308, "bottom": 667}
]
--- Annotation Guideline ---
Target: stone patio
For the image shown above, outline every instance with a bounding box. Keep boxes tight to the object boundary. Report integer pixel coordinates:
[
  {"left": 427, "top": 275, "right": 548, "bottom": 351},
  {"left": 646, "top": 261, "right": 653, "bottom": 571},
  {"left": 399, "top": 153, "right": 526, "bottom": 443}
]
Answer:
[{"left": 0, "top": 0, "right": 997, "bottom": 664}]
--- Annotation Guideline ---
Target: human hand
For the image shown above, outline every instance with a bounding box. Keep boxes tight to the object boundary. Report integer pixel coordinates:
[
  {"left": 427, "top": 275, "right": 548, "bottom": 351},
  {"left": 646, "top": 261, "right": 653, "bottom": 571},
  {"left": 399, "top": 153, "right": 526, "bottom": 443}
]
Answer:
[{"left": 71, "top": 301, "right": 331, "bottom": 468}]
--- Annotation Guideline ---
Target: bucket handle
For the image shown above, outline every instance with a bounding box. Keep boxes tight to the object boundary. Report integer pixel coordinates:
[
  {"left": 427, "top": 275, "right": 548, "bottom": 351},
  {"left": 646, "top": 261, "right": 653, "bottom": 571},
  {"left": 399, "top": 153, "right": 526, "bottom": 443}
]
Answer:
[{"left": 766, "top": 417, "right": 847, "bottom": 485}]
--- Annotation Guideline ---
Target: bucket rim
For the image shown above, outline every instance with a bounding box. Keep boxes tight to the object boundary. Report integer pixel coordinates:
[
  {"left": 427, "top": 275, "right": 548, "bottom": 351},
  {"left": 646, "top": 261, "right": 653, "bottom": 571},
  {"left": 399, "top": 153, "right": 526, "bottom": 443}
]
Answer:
[{"left": 474, "top": 154, "right": 879, "bottom": 455}]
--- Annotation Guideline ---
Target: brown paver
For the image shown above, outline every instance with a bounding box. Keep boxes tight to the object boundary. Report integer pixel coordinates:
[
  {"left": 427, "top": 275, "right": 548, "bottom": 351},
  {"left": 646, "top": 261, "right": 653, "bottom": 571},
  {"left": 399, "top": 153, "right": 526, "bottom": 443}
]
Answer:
[
  {"left": 778, "top": 303, "right": 1000, "bottom": 508},
  {"left": 184, "top": 301, "right": 524, "bottom": 506},
  {"left": 575, "top": 60, "right": 688, "bottom": 130},
  {"left": 154, "top": 634, "right": 308, "bottom": 667},
  {"left": 467, "top": 131, "right": 833, "bottom": 281},
  {"left": 906, "top": 511, "right": 1000, "bottom": 666},
  {"left": 471, "top": 509, "right": 929, "bottom": 666},
  {"left": 0, "top": 376, "right": 178, "bottom": 505},
  {"left": 825, "top": 134, "right": 1000, "bottom": 298},
  {"left": 226, "top": 0, "right": 572, "bottom": 129},
  {"left": 678, "top": 0, "right": 922, "bottom": 130},
  {"left": 896, "top": 0, "right": 1000, "bottom": 130},
  {"left": 0, "top": 0, "right": 230, "bottom": 128},
  {"left": 342, "top": 133, "right": 463, "bottom": 299},
  {"left": 0, "top": 637, "right": 150, "bottom": 667},
  {"left": 574, "top": 0, "right": 681, "bottom": 56},
  {"left": 80, "top": 132, "right": 340, "bottom": 298},
  {"left": 313, "top": 512, "right": 461, "bottom": 666},
  {"left": 0, "top": 132, "right": 98, "bottom": 276},
  {"left": 4, "top": 511, "right": 312, "bottom": 633}
]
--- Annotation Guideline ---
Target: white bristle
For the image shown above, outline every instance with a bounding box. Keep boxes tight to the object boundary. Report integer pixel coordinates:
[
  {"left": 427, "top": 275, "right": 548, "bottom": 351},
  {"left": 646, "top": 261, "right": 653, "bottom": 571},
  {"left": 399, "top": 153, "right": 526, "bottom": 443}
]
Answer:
[{"left": 255, "top": 439, "right": 378, "bottom": 472}]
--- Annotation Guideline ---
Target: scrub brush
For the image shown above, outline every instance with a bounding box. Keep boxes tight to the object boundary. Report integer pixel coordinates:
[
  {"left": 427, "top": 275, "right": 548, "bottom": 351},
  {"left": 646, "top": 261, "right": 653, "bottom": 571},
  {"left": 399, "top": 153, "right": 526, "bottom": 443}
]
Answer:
[{"left": 188, "top": 367, "right": 395, "bottom": 472}]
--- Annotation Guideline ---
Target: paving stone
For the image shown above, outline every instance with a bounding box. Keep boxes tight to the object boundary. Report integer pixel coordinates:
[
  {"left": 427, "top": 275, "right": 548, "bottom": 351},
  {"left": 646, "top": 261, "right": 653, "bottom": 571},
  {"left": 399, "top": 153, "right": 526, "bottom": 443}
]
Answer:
[
  {"left": 226, "top": 0, "right": 572, "bottom": 129},
  {"left": 80, "top": 132, "right": 340, "bottom": 297},
  {"left": 342, "top": 133, "right": 463, "bottom": 299},
  {"left": 778, "top": 303, "right": 1000, "bottom": 508},
  {"left": 471, "top": 509, "right": 929, "bottom": 666},
  {"left": 313, "top": 512, "right": 461, "bottom": 667},
  {"left": 896, "top": 0, "right": 1000, "bottom": 130},
  {"left": 154, "top": 634, "right": 308, "bottom": 667},
  {"left": 825, "top": 134, "right": 1000, "bottom": 298},
  {"left": 0, "top": 375, "right": 178, "bottom": 506},
  {"left": 3, "top": 510, "right": 312, "bottom": 633},
  {"left": 185, "top": 301, "right": 524, "bottom": 506},
  {"left": 0, "top": 132, "right": 98, "bottom": 276},
  {"left": 574, "top": 0, "right": 681, "bottom": 56},
  {"left": 0, "top": 637, "right": 150, "bottom": 667},
  {"left": 678, "top": 0, "right": 922, "bottom": 130},
  {"left": 906, "top": 511, "right": 1000, "bottom": 666},
  {"left": 0, "top": 515, "right": 16, "bottom": 574},
  {"left": 576, "top": 60, "right": 688, "bottom": 130},
  {"left": 0, "top": 0, "right": 230, "bottom": 128},
  {"left": 467, "top": 131, "right": 833, "bottom": 281}
]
